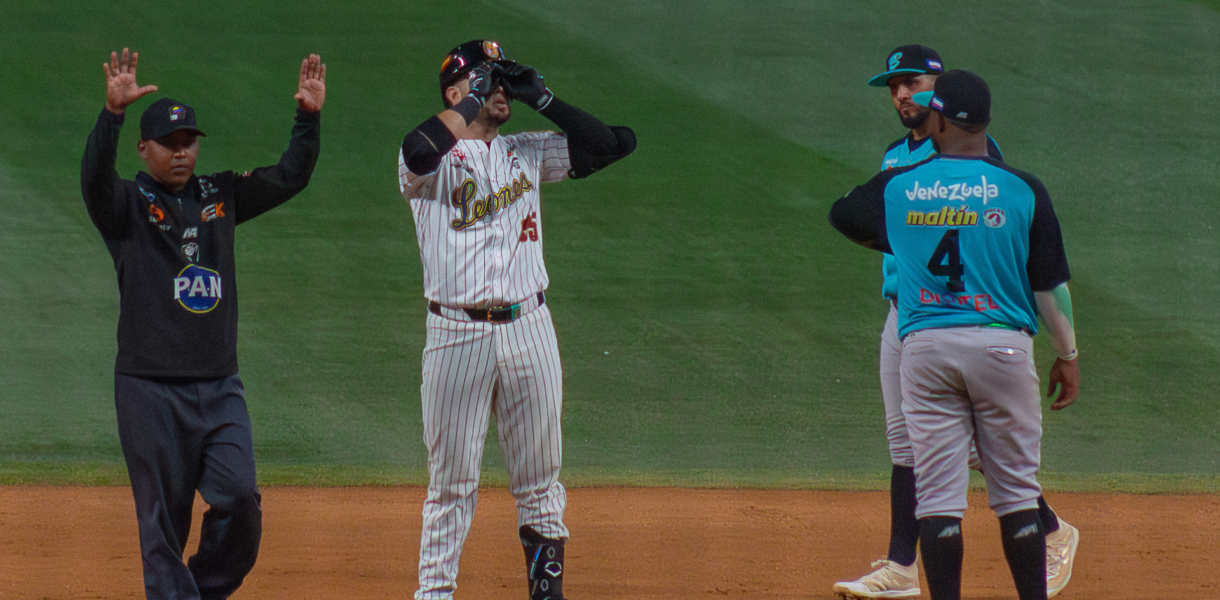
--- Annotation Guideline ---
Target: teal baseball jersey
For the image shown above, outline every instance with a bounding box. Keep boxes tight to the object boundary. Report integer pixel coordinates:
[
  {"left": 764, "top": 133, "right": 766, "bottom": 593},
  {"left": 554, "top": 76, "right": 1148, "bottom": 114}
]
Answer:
[
  {"left": 879, "top": 134, "right": 1003, "bottom": 300},
  {"left": 831, "top": 154, "right": 1069, "bottom": 338}
]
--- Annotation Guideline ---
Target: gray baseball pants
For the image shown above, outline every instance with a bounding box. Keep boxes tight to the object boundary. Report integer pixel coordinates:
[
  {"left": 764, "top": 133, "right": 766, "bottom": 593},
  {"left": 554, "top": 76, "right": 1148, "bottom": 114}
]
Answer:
[{"left": 900, "top": 326, "right": 1043, "bottom": 519}]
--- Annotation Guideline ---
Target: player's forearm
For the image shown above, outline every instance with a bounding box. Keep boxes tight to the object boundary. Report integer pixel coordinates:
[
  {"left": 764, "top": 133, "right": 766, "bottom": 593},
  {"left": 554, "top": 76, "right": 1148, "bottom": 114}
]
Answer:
[
  {"left": 234, "top": 109, "right": 321, "bottom": 224},
  {"left": 1034, "top": 283, "right": 1077, "bottom": 360},
  {"left": 80, "top": 107, "right": 129, "bottom": 237},
  {"left": 538, "top": 97, "right": 636, "bottom": 178}
]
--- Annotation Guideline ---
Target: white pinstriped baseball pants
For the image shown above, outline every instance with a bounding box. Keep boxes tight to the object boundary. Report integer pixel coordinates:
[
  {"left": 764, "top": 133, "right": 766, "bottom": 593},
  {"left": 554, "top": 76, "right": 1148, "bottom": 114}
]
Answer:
[{"left": 415, "top": 302, "right": 568, "bottom": 600}]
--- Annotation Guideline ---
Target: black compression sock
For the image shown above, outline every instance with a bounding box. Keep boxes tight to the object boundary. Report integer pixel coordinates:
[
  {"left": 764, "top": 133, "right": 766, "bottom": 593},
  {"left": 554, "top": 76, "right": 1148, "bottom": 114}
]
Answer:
[
  {"left": 919, "top": 517, "right": 963, "bottom": 600},
  {"left": 1037, "top": 496, "right": 1060, "bottom": 534},
  {"left": 999, "top": 509, "right": 1047, "bottom": 600},
  {"left": 887, "top": 465, "right": 920, "bottom": 566}
]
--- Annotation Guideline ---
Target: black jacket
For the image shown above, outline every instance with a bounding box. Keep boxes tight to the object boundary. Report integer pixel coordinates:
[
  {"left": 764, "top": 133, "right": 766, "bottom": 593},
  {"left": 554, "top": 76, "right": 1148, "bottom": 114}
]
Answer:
[{"left": 80, "top": 107, "right": 321, "bottom": 378}]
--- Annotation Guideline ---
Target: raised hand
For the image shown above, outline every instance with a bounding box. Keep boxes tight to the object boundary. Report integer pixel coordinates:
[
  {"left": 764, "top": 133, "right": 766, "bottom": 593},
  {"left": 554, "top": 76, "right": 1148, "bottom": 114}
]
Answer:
[
  {"left": 294, "top": 54, "right": 327, "bottom": 112},
  {"left": 103, "top": 48, "right": 158, "bottom": 115},
  {"left": 500, "top": 63, "right": 553, "bottom": 110},
  {"left": 465, "top": 61, "right": 503, "bottom": 108}
]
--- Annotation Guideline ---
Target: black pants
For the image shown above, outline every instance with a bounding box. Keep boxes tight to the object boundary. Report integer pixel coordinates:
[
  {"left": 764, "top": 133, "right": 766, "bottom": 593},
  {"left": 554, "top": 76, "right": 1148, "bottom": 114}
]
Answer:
[{"left": 115, "top": 374, "right": 262, "bottom": 600}]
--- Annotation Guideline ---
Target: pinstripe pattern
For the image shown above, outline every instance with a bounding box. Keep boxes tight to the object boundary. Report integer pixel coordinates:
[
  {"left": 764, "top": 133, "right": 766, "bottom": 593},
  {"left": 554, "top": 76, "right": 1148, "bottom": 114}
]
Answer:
[
  {"left": 400, "top": 132, "right": 569, "bottom": 308},
  {"left": 399, "top": 131, "right": 571, "bottom": 600}
]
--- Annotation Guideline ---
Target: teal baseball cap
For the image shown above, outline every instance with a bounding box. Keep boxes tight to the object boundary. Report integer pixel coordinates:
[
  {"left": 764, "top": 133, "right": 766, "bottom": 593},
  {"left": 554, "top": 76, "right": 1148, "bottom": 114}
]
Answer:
[
  {"left": 912, "top": 69, "right": 991, "bottom": 126},
  {"left": 868, "top": 44, "right": 945, "bottom": 87}
]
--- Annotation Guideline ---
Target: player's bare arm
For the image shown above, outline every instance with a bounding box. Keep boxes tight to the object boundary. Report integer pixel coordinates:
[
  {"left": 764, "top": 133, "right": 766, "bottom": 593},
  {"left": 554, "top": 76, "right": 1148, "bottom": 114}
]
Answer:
[
  {"left": 1035, "top": 284, "right": 1080, "bottom": 410},
  {"left": 103, "top": 48, "right": 158, "bottom": 115},
  {"left": 293, "top": 54, "right": 327, "bottom": 113}
]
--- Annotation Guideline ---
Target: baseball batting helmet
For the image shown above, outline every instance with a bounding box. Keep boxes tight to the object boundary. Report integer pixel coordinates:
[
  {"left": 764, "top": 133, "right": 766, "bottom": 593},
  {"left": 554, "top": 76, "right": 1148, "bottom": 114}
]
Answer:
[{"left": 439, "top": 40, "right": 507, "bottom": 92}]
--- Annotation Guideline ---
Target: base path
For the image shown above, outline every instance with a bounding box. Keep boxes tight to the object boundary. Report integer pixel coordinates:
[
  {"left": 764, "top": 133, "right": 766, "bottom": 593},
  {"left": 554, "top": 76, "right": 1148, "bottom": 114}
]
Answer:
[{"left": 1, "top": 486, "right": 1216, "bottom": 599}]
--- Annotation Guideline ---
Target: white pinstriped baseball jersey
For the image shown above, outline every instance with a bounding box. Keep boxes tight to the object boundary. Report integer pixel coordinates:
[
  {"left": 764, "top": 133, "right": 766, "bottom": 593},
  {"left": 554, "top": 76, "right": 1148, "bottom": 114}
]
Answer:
[
  {"left": 399, "top": 132, "right": 570, "bottom": 308},
  {"left": 398, "top": 129, "right": 573, "bottom": 600}
]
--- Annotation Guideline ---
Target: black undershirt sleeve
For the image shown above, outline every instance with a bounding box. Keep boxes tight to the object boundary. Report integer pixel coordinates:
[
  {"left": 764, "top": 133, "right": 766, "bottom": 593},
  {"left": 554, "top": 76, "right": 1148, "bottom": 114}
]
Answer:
[
  {"left": 537, "top": 97, "right": 636, "bottom": 179},
  {"left": 1023, "top": 173, "right": 1071, "bottom": 291},
  {"left": 401, "top": 115, "right": 459, "bottom": 176},
  {"left": 829, "top": 172, "right": 893, "bottom": 253}
]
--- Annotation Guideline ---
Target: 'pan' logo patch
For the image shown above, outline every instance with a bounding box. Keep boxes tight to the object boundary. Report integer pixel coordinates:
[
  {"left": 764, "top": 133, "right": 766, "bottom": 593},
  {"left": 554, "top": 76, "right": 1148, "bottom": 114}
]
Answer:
[{"left": 173, "top": 264, "right": 222, "bottom": 313}]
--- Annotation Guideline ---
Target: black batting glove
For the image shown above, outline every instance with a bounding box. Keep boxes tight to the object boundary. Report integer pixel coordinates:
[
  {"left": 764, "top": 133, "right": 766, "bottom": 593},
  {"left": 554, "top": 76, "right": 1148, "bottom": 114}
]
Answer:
[
  {"left": 466, "top": 62, "right": 501, "bottom": 107},
  {"left": 452, "top": 62, "right": 505, "bottom": 125},
  {"left": 500, "top": 63, "right": 554, "bottom": 110}
]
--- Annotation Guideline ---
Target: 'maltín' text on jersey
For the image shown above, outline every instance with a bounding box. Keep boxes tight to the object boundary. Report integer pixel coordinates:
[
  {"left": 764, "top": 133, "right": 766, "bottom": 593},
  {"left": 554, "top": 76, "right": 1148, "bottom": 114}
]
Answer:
[{"left": 906, "top": 206, "right": 979, "bottom": 227}]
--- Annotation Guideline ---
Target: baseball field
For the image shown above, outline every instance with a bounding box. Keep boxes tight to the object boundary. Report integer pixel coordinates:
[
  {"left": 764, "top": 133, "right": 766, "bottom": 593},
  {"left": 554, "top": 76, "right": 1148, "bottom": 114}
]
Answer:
[{"left": 2, "top": 0, "right": 1218, "bottom": 597}]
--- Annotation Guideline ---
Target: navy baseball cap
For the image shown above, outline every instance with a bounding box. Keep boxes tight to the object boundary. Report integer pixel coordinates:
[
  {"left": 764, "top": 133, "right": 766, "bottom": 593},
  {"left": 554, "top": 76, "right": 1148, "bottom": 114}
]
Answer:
[
  {"left": 439, "top": 39, "right": 507, "bottom": 91},
  {"left": 912, "top": 69, "right": 991, "bottom": 126},
  {"left": 868, "top": 44, "right": 945, "bottom": 87},
  {"left": 140, "top": 97, "right": 206, "bottom": 141}
]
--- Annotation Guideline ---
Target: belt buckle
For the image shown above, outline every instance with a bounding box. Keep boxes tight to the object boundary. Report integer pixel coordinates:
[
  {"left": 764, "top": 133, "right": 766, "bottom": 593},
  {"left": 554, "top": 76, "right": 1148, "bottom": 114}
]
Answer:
[{"left": 486, "top": 302, "right": 521, "bottom": 324}]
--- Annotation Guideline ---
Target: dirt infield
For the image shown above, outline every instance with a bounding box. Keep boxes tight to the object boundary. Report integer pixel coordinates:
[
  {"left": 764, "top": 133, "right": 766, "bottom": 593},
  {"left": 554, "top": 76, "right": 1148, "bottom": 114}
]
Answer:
[{"left": 2, "top": 486, "right": 1217, "bottom": 599}]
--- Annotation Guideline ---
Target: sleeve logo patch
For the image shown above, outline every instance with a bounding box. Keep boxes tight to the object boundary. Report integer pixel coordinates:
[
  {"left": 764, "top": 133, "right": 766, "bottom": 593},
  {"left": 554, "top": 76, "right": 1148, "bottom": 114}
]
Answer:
[
  {"left": 173, "top": 264, "right": 222, "bottom": 313},
  {"left": 198, "top": 177, "right": 220, "bottom": 199}
]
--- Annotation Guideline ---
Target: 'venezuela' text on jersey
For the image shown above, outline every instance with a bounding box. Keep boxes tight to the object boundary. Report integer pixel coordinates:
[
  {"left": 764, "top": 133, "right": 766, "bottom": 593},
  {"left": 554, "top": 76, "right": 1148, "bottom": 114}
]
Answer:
[
  {"left": 879, "top": 133, "right": 1003, "bottom": 300},
  {"left": 843, "top": 155, "right": 1069, "bottom": 338}
]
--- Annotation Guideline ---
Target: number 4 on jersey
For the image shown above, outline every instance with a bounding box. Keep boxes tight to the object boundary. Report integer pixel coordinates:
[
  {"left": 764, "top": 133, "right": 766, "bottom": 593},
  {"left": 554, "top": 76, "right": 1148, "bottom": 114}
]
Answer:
[{"left": 927, "top": 228, "right": 965, "bottom": 292}]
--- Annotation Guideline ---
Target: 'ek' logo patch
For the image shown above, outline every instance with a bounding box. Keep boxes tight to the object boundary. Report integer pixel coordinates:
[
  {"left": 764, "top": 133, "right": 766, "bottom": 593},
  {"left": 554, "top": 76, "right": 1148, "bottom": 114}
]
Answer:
[
  {"left": 173, "top": 264, "right": 222, "bottom": 313},
  {"left": 201, "top": 202, "right": 225, "bottom": 222}
]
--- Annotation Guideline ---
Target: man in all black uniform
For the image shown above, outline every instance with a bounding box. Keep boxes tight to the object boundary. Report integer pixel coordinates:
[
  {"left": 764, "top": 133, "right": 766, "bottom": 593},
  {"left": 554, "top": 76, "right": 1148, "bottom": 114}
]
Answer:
[{"left": 80, "top": 48, "right": 325, "bottom": 600}]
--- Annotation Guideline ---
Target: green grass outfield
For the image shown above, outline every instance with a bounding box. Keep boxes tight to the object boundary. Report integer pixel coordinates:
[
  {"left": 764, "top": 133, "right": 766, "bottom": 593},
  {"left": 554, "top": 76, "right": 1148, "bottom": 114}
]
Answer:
[{"left": 2, "top": 0, "right": 1218, "bottom": 491}]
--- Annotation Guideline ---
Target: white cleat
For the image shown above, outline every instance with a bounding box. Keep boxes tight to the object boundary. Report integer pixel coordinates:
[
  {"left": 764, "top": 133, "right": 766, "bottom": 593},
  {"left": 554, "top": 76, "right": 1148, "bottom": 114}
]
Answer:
[
  {"left": 1046, "top": 520, "right": 1080, "bottom": 598},
  {"left": 832, "top": 558, "right": 921, "bottom": 599}
]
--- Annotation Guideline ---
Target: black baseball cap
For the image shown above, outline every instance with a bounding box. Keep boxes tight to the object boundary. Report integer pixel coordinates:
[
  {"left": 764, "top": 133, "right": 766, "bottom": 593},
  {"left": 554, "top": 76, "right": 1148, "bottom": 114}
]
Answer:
[
  {"left": 868, "top": 44, "right": 945, "bottom": 87},
  {"left": 140, "top": 97, "right": 206, "bottom": 141},
  {"left": 439, "top": 39, "right": 507, "bottom": 91},
  {"left": 912, "top": 69, "right": 991, "bottom": 126}
]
